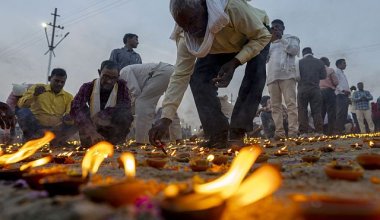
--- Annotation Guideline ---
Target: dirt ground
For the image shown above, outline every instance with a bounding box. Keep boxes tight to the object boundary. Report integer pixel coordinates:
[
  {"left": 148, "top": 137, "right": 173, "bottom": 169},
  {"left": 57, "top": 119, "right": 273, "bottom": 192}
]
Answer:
[{"left": 0, "top": 134, "right": 380, "bottom": 220}]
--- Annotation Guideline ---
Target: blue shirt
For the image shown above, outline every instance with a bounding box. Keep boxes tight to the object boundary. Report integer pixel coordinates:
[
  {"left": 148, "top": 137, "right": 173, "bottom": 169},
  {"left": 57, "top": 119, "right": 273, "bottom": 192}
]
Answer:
[
  {"left": 352, "top": 90, "right": 373, "bottom": 110},
  {"left": 109, "top": 47, "right": 142, "bottom": 70}
]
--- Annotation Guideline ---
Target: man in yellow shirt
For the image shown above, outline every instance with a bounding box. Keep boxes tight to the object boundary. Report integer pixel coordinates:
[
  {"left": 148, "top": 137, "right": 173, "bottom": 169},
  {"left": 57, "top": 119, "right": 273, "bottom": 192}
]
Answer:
[
  {"left": 149, "top": 0, "right": 271, "bottom": 148},
  {"left": 17, "top": 68, "right": 76, "bottom": 145}
]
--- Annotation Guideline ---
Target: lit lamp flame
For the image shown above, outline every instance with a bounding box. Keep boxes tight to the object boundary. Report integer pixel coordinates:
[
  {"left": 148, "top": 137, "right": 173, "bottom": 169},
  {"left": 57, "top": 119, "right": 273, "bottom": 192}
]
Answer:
[
  {"left": 164, "top": 146, "right": 282, "bottom": 211},
  {"left": 207, "top": 154, "right": 215, "bottom": 162},
  {"left": 0, "top": 131, "right": 55, "bottom": 165},
  {"left": 164, "top": 184, "right": 180, "bottom": 198},
  {"left": 19, "top": 156, "right": 53, "bottom": 171},
  {"left": 194, "top": 146, "right": 262, "bottom": 199},
  {"left": 120, "top": 152, "right": 135, "bottom": 178},
  {"left": 229, "top": 165, "right": 282, "bottom": 207},
  {"left": 369, "top": 141, "right": 375, "bottom": 147},
  {"left": 82, "top": 141, "right": 114, "bottom": 179}
]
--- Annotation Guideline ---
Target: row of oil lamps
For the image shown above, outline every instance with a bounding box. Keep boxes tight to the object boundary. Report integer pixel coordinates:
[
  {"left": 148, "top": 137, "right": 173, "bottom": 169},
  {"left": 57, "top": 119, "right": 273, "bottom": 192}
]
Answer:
[{"left": 0, "top": 131, "right": 380, "bottom": 219}]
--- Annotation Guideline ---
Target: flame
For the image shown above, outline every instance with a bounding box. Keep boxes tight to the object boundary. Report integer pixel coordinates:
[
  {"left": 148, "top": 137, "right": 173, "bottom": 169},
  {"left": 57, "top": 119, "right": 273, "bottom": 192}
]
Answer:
[
  {"left": 170, "top": 149, "right": 177, "bottom": 157},
  {"left": 281, "top": 146, "right": 287, "bottom": 151},
  {"left": 0, "top": 131, "right": 55, "bottom": 165},
  {"left": 164, "top": 184, "right": 180, "bottom": 198},
  {"left": 120, "top": 152, "right": 135, "bottom": 178},
  {"left": 194, "top": 146, "right": 262, "bottom": 199},
  {"left": 20, "top": 156, "right": 53, "bottom": 171},
  {"left": 229, "top": 165, "right": 282, "bottom": 207},
  {"left": 81, "top": 141, "right": 114, "bottom": 178},
  {"left": 164, "top": 145, "right": 282, "bottom": 211},
  {"left": 207, "top": 154, "right": 215, "bottom": 162},
  {"left": 58, "top": 151, "right": 73, "bottom": 157},
  {"left": 369, "top": 141, "right": 375, "bottom": 147}
]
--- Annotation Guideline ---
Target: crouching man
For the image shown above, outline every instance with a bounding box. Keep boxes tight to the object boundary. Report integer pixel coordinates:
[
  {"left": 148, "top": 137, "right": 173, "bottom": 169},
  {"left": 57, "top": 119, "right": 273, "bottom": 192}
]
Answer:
[
  {"left": 17, "top": 68, "right": 76, "bottom": 145},
  {"left": 120, "top": 62, "right": 181, "bottom": 146},
  {"left": 70, "top": 60, "right": 133, "bottom": 147}
]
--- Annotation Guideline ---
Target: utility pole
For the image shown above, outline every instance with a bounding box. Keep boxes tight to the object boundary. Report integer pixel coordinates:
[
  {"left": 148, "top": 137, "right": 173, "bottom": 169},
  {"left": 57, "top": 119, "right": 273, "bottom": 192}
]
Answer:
[{"left": 43, "top": 8, "right": 70, "bottom": 83}]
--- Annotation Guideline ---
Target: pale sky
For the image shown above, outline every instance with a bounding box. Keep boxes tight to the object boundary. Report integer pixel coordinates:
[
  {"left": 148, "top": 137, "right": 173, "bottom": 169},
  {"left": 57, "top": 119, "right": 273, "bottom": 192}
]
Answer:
[{"left": 1, "top": 0, "right": 380, "bottom": 128}]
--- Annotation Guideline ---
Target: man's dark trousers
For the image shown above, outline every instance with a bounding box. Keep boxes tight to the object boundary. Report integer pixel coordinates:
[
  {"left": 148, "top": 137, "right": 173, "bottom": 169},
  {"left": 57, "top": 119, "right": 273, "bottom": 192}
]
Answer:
[
  {"left": 298, "top": 87, "right": 324, "bottom": 134},
  {"left": 335, "top": 94, "right": 349, "bottom": 134},
  {"left": 321, "top": 88, "right": 336, "bottom": 135},
  {"left": 190, "top": 50, "right": 267, "bottom": 143}
]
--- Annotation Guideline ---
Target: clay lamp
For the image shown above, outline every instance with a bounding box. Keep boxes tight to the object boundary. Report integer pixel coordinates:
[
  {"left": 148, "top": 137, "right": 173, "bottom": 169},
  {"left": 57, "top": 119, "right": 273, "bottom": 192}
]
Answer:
[
  {"left": 369, "top": 141, "right": 380, "bottom": 148},
  {"left": 319, "top": 144, "right": 334, "bottom": 152},
  {"left": 274, "top": 146, "right": 289, "bottom": 156},
  {"left": 0, "top": 132, "right": 55, "bottom": 180},
  {"left": 356, "top": 153, "right": 380, "bottom": 170},
  {"left": 324, "top": 163, "right": 363, "bottom": 181},
  {"left": 291, "top": 194, "right": 380, "bottom": 220},
  {"left": 190, "top": 158, "right": 210, "bottom": 172},
  {"left": 83, "top": 152, "right": 165, "bottom": 207},
  {"left": 263, "top": 140, "right": 275, "bottom": 148},
  {"left": 350, "top": 143, "right": 363, "bottom": 150},
  {"left": 145, "top": 151, "right": 168, "bottom": 169},
  {"left": 176, "top": 152, "right": 190, "bottom": 163},
  {"left": 160, "top": 147, "right": 282, "bottom": 220},
  {"left": 53, "top": 151, "right": 75, "bottom": 164},
  {"left": 22, "top": 163, "right": 67, "bottom": 190},
  {"left": 301, "top": 153, "right": 320, "bottom": 163},
  {"left": 294, "top": 139, "right": 303, "bottom": 145},
  {"left": 41, "top": 141, "right": 113, "bottom": 196},
  {"left": 207, "top": 154, "right": 228, "bottom": 166}
]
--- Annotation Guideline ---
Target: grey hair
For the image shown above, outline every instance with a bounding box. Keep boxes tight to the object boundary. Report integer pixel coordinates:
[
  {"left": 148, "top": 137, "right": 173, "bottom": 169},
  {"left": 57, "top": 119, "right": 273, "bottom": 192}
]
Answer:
[{"left": 169, "top": 0, "right": 203, "bottom": 18}]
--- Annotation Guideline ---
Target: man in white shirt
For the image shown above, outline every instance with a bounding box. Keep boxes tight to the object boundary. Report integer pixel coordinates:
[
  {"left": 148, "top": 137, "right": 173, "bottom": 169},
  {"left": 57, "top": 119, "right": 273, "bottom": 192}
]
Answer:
[
  {"left": 334, "top": 59, "right": 350, "bottom": 134},
  {"left": 120, "top": 62, "right": 181, "bottom": 145},
  {"left": 267, "top": 19, "right": 300, "bottom": 139}
]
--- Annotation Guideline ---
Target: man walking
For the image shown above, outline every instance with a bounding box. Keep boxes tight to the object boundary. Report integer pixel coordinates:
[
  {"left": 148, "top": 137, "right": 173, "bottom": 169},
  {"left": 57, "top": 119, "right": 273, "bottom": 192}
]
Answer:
[
  {"left": 352, "top": 82, "right": 375, "bottom": 133},
  {"left": 267, "top": 19, "right": 300, "bottom": 139}
]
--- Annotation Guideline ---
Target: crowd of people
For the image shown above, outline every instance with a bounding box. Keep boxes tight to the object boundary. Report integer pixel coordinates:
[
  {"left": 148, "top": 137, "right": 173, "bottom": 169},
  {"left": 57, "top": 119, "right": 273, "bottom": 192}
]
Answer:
[{"left": 1, "top": 0, "right": 380, "bottom": 149}]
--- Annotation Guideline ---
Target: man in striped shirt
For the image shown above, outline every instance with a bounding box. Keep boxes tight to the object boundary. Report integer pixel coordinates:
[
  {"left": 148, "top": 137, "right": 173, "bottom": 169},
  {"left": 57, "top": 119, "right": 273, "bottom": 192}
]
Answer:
[{"left": 352, "top": 82, "right": 375, "bottom": 133}]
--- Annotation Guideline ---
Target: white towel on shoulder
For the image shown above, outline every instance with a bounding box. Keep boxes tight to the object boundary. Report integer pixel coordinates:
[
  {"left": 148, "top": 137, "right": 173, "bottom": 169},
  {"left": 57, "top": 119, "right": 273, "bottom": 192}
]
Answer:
[
  {"left": 90, "top": 78, "right": 118, "bottom": 118},
  {"left": 170, "top": 0, "right": 229, "bottom": 58}
]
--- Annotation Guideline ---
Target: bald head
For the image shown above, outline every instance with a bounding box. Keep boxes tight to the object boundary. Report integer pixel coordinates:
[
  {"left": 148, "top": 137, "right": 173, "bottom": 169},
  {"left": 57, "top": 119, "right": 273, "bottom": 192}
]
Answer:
[{"left": 169, "top": 0, "right": 208, "bottom": 38}]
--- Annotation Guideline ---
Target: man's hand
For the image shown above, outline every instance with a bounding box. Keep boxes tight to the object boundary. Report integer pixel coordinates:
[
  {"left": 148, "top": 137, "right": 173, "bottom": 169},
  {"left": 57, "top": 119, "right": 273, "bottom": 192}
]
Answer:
[
  {"left": 34, "top": 86, "right": 46, "bottom": 96},
  {"left": 93, "top": 112, "right": 112, "bottom": 127},
  {"left": 0, "top": 103, "right": 15, "bottom": 130},
  {"left": 62, "top": 114, "right": 74, "bottom": 125},
  {"left": 83, "top": 126, "right": 104, "bottom": 145},
  {"left": 212, "top": 58, "right": 241, "bottom": 88},
  {"left": 149, "top": 118, "right": 172, "bottom": 146}
]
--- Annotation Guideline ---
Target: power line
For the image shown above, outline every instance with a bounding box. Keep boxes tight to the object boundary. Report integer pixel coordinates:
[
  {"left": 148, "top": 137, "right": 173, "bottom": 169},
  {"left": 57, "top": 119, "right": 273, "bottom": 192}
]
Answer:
[
  {"left": 0, "top": 0, "right": 130, "bottom": 58},
  {"left": 64, "top": 0, "right": 130, "bottom": 27},
  {"left": 43, "top": 8, "right": 70, "bottom": 83}
]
